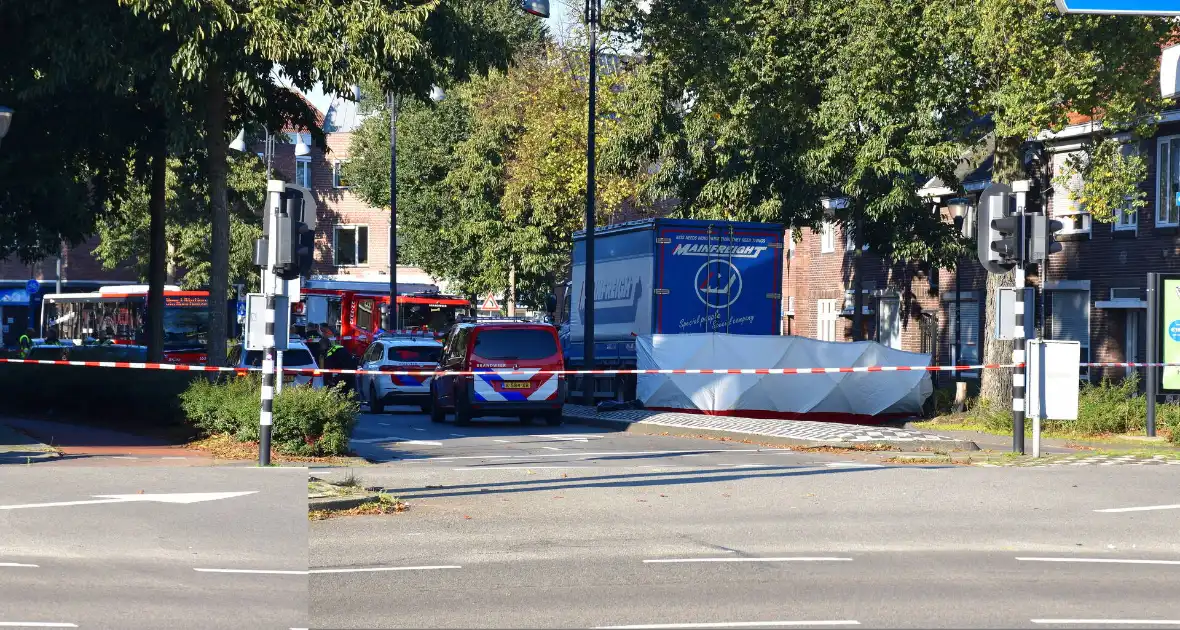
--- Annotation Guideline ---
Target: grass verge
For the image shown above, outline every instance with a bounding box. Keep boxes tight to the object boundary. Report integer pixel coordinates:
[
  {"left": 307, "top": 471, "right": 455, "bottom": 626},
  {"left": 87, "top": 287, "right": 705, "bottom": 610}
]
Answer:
[
  {"left": 187, "top": 433, "right": 368, "bottom": 465},
  {"left": 309, "top": 494, "right": 407, "bottom": 520}
]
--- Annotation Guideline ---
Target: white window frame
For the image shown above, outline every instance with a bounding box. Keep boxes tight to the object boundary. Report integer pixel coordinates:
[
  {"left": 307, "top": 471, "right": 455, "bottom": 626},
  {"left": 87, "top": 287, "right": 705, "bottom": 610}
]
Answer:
[
  {"left": 785, "top": 295, "right": 796, "bottom": 316},
  {"left": 1114, "top": 204, "right": 1138, "bottom": 232},
  {"left": 332, "top": 159, "right": 351, "bottom": 189},
  {"left": 820, "top": 221, "right": 835, "bottom": 253},
  {"left": 945, "top": 294, "right": 981, "bottom": 380},
  {"left": 787, "top": 229, "right": 796, "bottom": 258},
  {"left": 295, "top": 156, "right": 312, "bottom": 188},
  {"left": 332, "top": 224, "right": 369, "bottom": 267},
  {"left": 1052, "top": 150, "right": 1092, "bottom": 236},
  {"left": 1157, "top": 134, "right": 1180, "bottom": 228},
  {"left": 816, "top": 299, "right": 839, "bottom": 341}
]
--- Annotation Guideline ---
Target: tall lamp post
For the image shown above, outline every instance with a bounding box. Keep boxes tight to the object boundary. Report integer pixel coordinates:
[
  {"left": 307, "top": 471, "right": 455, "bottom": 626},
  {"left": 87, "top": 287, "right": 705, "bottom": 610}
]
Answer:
[
  {"left": 385, "top": 85, "right": 446, "bottom": 332},
  {"left": 948, "top": 198, "right": 969, "bottom": 412},
  {"left": 0, "top": 106, "right": 12, "bottom": 149},
  {"left": 581, "top": 0, "right": 602, "bottom": 406}
]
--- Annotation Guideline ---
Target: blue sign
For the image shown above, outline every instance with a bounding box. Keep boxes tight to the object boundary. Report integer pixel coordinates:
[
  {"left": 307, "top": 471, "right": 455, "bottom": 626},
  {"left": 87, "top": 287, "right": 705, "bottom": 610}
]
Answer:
[
  {"left": 1169, "top": 320, "right": 1180, "bottom": 343},
  {"left": 657, "top": 224, "right": 781, "bottom": 335},
  {"left": 25, "top": 279, "right": 39, "bottom": 295},
  {"left": 1055, "top": 0, "right": 1180, "bottom": 15},
  {"left": 0, "top": 289, "right": 30, "bottom": 305},
  {"left": 236, "top": 301, "right": 247, "bottom": 317}
]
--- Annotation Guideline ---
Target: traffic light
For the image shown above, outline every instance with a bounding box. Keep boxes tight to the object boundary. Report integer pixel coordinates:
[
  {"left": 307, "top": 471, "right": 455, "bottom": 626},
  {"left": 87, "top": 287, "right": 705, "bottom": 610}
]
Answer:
[
  {"left": 1045, "top": 217, "right": 1064, "bottom": 257},
  {"left": 976, "top": 183, "right": 1015, "bottom": 274},
  {"left": 990, "top": 214, "right": 1024, "bottom": 266},
  {"left": 270, "top": 185, "right": 317, "bottom": 280},
  {"left": 1026, "top": 214, "right": 1064, "bottom": 265}
]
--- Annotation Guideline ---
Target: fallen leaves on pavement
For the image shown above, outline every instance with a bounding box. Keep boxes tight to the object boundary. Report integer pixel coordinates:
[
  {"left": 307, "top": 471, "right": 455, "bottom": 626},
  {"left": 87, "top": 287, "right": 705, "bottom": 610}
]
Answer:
[{"left": 308, "top": 495, "right": 407, "bottom": 521}]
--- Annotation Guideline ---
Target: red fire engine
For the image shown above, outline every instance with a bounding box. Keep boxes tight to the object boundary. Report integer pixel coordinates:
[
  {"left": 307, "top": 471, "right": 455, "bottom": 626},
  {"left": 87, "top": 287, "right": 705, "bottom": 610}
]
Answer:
[{"left": 298, "top": 279, "right": 472, "bottom": 359}]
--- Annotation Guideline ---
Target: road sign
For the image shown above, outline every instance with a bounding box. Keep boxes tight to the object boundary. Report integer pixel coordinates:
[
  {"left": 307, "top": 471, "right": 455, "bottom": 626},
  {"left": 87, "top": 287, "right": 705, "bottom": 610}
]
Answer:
[
  {"left": 1055, "top": 0, "right": 1180, "bottom": 15},
  {"left": 237, "top": 301, "right": 247, "bottom": 318},
  {"left": 25, "top": 279, "right": 39, "bottom": 295},
  {"left": 480, "top": 292, "right": 500, "bottom": 311}
]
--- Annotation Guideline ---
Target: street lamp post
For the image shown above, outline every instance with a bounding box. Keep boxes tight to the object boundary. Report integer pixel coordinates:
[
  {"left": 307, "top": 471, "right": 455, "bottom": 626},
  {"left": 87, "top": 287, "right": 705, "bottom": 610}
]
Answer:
[
  {"left": 948, "top": 198, "right": 969, "bottom": 413},
  {"left": 0, "top": 106, "right": 12, "bottom": 149},
  {"left": 385, "top": 86, "right": 446, "bottom": 332},
  {"left": 582, "top": 0, "right": 602, "bottom": 407}
]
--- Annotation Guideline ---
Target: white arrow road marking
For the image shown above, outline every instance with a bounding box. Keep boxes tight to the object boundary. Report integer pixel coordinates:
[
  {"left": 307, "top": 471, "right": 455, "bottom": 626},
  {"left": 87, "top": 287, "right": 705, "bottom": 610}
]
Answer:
[
  {"left": 1095, "top": 504, "right": 1180, "bottom": 513},
  {"left": 350, "top": 436, "right": 443, "bottom": 446},
  {"left": 0, "top": 563, "right": 38, "bottom": 568},
  {"left": 0, "top": 491, "right": 257, "bottom": 511}
]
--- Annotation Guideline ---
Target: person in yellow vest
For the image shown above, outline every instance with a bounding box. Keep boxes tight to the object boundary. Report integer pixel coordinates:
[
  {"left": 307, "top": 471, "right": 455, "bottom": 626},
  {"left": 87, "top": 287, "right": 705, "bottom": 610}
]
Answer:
[{"left": 18, "top": 328, "right": 34, "bottom": 358}]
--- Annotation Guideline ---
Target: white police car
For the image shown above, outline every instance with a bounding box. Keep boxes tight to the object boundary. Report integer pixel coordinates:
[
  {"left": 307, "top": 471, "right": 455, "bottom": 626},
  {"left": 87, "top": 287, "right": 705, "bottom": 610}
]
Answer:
[
  {"left": 228, "top": 338, "right": 324, "bottom": 389},
  {"left": 356, "top": 335, "right": 443, "bottom": 414}
]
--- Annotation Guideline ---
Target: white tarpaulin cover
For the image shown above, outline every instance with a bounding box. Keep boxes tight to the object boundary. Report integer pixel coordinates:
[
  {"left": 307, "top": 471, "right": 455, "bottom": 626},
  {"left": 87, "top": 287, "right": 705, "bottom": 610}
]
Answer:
[{"left": 637, "top": 333, "right": 933, "bottom": 422}]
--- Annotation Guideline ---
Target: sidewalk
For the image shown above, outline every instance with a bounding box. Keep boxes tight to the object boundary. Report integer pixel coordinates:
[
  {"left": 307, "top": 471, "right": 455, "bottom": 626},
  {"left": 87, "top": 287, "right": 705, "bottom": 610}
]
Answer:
[
  {"left": 905, "top": 425, "right": 1180, "bottom": 454},
  {"left": 0, "top": 421, "right": 61, "bottom": 464},
  {"left": 563, "top": 405, "right": 980, "bottom": 451},
  {"left": 0, "top": 417, "right": 214, "bottom": 466}
]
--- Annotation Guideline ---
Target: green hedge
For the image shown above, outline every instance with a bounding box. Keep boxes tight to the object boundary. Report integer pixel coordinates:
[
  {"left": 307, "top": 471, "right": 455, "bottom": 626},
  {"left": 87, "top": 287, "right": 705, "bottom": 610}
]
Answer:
[{"left": 179, "top": 376, "right": 359, "bottom": 456}]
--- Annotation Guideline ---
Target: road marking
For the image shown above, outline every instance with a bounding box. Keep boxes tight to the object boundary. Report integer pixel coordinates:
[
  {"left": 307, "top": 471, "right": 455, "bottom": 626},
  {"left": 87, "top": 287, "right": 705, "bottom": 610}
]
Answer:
[
  {"left": 308, "top": 565, "right": 460, "bottom": 574},
  {"left": 541, "top": 446, "right": 563, "bottom": 451},
  {"left": 644, "top": 557, "right": 852, "bottom": 564},
  {"left": 1095, "top": 504, "right": 1180, "bottom": 513},
  {"left": 350, "top": 436, "right": 443, "bottom": 446},
  {"left": 594, "top": 622, "right": 860, "bottom": 629},
  {"left": 717, "top": 464, "right": 772, "bottom": 468},
  {"left": 1031, "top": 621, "right": 1180, "bottom": 626},
  {"left": 683, "top": 454, "right": 708, "bottom": 457},
  {"left": 308, "top": 469, "right": 336, "bottom": 474},
  {"left": 494, "top": 439, "right": 512, "bottom": 443},
  {"left": 0, "top": 563, "right": 38, "bottom": 568},
  {"left": 0, "top": 492, "right": 257, "bottom": 511},
  {"left": 0, "top": 623, "right": 79, "bottom": 628},
  {"left": 449, "top": 433, "right": 467, "bottom": 437},
  {"left": 417, "top": 449, "right": 764, "bottom": 461},
  {"left": 825, "top": 462, "right": 883, "bottom": 468},
  {"left": 450, "top": 466, "right": 593, "bottom": 471},
  {"left": 195, "top": 568, "right": 308, "bottom": 575},
  {"left": 532, "top": 434, "right": 603, "bottom": 442},
  {"left": 1016, "top": 557, "right": 1180, "bottom": 566}
]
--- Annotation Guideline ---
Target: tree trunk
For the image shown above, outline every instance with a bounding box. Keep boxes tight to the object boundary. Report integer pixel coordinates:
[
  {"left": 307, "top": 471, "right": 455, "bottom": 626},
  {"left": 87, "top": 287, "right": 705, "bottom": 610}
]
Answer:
[
  {"left": 146, "top": 139, "right": 168, "bottom": 363},
  {"left": 978, "top": 135, "right": 1024, "bottom": 408},
  {"left": 205, "top": 67, "right": 230, "bottom": 367}
]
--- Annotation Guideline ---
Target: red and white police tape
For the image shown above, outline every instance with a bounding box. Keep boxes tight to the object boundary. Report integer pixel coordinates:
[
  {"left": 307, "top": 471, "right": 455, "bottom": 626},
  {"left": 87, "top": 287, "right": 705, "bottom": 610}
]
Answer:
[{"left": 0, "top": 358, "right": 1173, "bottom": 376}]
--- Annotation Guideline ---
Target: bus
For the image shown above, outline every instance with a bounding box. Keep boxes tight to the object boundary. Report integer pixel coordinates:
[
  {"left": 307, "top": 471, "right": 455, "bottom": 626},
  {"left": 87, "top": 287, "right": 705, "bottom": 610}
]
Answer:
[
  {"left": 40, "top": 285, "right": 211, "bottom": 364},
  {"left": 299, "top": 279, "right": 472, "bottom": 359}
]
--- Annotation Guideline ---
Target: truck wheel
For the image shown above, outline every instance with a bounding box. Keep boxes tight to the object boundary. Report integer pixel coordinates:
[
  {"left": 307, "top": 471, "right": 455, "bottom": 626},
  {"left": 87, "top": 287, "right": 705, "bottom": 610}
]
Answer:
[{"left": 369, "top": 385, "right": 384, "bottom": 414}]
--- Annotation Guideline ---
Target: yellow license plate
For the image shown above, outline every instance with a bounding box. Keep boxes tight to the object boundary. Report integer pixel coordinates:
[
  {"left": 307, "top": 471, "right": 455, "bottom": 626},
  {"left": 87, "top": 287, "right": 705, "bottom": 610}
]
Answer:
[{"left": 501, "top": 382, "right": 531, "bottom": 389}]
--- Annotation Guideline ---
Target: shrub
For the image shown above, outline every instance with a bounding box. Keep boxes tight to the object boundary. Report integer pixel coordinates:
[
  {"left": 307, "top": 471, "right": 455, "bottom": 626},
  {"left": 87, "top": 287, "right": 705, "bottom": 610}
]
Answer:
[{"left": 179, "top": 376, "right": 358, "bottom": 456}]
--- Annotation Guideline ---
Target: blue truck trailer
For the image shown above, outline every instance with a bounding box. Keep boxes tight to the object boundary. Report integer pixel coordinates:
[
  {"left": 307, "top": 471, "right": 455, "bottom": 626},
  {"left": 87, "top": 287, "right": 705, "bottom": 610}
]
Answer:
[{"left": 560, "top": 218, "right": 786, "bottom": 402}]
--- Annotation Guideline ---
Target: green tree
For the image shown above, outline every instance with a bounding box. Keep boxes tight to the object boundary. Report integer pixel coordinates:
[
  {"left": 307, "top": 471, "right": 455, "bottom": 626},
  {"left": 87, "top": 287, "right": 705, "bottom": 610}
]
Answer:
[
  {"left": 346, "top": 41, "right": 648, "bottom": 304},
  {"left": 92, "top": 152, "right": 267, "bottom": 290}
]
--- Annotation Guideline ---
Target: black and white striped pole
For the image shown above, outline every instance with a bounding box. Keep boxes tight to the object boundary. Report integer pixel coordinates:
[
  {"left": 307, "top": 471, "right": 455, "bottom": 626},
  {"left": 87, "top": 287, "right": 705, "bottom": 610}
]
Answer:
[
  {"left": 1011, "top": 180, "right": 1030, "bottom": 455},
  {"left": 258, "top": 179, "right": 286, "bottom": 467}
]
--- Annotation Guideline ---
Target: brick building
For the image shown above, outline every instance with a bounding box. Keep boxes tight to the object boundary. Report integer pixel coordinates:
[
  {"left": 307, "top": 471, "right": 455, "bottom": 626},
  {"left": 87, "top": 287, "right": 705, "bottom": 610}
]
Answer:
[{"left": 781, "top": 106, "right": 1180, "bottom": 387}]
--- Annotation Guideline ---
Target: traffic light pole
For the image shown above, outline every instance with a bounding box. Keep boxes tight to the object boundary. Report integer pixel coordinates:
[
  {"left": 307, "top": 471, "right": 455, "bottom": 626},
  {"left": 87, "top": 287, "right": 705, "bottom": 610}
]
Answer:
[
  {"left": 1011, "top": 182, "right": 1029, "bottom": 455},
  {"left": 258, "top": 179, "right": 285, "bottom": 466}
]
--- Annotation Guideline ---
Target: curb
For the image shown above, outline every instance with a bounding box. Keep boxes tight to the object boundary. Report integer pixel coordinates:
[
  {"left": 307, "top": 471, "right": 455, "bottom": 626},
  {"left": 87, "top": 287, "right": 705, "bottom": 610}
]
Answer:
[
  {"left": 564, "top": 413, "right": 980, "bottom": 452},
  {"left": 308, "top": 492, "right": 382, "bottom": 512}
]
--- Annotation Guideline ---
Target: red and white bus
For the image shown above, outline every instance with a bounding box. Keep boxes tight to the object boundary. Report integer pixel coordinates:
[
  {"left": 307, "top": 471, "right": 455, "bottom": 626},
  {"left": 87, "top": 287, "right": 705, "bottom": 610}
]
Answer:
[
  {"left": 299, "top": 279, "right": 472, "bottom": 359},
  {"left": 40, "top": 285, "right": 211, "bottom": 364}
]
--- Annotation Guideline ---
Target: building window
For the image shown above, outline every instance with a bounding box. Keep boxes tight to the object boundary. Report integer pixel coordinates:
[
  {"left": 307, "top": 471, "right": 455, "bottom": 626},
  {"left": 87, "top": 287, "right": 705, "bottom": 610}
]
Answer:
[
  {"left": 1050, "top": 289, "right": 1091, "bottom": 381},
  {"left": 333, "top": 160, "right": 351, "bottom": 189},
  {"left": 295, "top": 157, "right": 312, "bottom": 188},
  {"left": 1052, "top": 150, "right": 1092, "bottom": 235},
  {"left": 333, "top": 225, "right": 369, "bottom": 266},
  {"left": 1158, "top": 135, "right": 1180, "bottom": 227},
  {"left": 787, "top": 229, "right": 796, "bottom": 258},
  {"left": 947, "top": 297, "right": 980, "bottom": 378},
  {"left": 816, "top": 299, "right": 839, "bottom": 341},
  {"left": 820, "top": 221, "right": 835, "bottom": 253}
]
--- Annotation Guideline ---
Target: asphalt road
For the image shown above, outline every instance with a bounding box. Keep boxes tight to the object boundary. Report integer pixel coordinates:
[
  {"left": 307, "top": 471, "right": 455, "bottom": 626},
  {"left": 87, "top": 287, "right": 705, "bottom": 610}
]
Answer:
[
  {"left": 346, "top": 406, "right": 860, "bottom": 469},
  {"left": 0, "top": 467, "right": 307, "bottom": 629},
  {"left": 310, "top": 462, "right": 1180, "bottom": 629}
]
